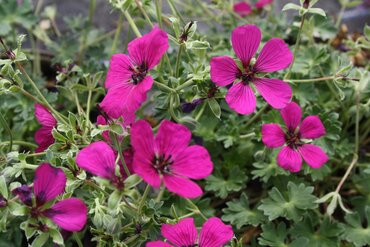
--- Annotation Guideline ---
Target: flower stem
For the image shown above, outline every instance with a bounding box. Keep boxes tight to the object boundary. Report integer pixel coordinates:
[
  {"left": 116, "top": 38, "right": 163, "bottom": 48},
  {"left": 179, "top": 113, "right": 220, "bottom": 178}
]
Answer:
[
  {"left": 245, "top": 104, "right": 268, "bottom": 129},
  {"left": 185, "top": 198, "right": 207, "bottom": 220},
  {"left": 284, "top": 13, "right": 307, "bottom": 80},
  {"left": 113, "top": 134, "right": 131, "bottom": 177},
  {"left": 154, "top": 80, "right": 176, "bottom": 93},
  {"left": 84, "top": 89, "right": 93, "bottom": 135},
  {"left": 124, "top": 11, "right": 142, "bottom": 38},
  {"left": 175, "top": 44, "right": 184, "bottom": 77},
  {"left": 155, "top": 185, "right": 165, "bottom": 202},
  {"left": 0, "top": 111, "right": 12, "bottom": 152},
  {"left": 336, "top": 0, "right": 347, "bottom": 28},
  {"left": 111, "top": 13, "right": 124, "bottom": 55},
  {"left": 0, "top": 141, "right": 37, "bottom": 149},
  {"left": 155, "top": 0, "right": 163, "bottom": 28},
  {"left": 290, "top": 76, "right": 335, "bottom": 83},
  {"left": 176, "top": 78, "right": 194, "bottom": 91},
  {"left": 73, "top": 232, "right": 83, "bottom": 247},
  {"left": 138, "top": 184, "right": 151, "bottom": 214},
  {"left": 135, "top": 0, "right": 154, "bottom": 27}
]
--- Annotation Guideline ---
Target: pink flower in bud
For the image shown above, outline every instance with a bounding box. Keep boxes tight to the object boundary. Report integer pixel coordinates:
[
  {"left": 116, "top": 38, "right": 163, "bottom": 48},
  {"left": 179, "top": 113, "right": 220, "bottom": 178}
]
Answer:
[
  {"left": 261, "top": 102, "right": 329, "bottom": 172},
  {"left": 34, "top": 104, "right": 57, "bottom": 152},
  {"left": 233, "top": 0, "right": 273, "bottom": 17},
  {"left": 146, "top": 217, "right": 234, "bottom": 247}
]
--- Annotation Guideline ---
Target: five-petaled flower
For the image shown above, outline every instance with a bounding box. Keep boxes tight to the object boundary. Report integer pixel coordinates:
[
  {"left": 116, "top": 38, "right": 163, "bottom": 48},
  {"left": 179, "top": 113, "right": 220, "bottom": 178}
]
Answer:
[
  {"left": 210, "top": 24, "right": 293, "bottom": 115},
  {"left": 261, "top": 102, "right": 329, "bottom": 172},
  {"left": 76, "top": 141, "right": 133, "bottom": 187},
  {"left": 99, "top": 27, "right": 169, "bottom": 118},
  {"left": 146, "top": 217, "right": 234, "bottom": 247},
  {"left": 13, "top": 163, "right": 87, "bottom": 231},
  {"left": 34, "top": 104, "right": 57, "bottom": 152},
  {"left": 130, "top": 120, "right": 213, "bottom": 198},
  {"left": 233, "top": 0, "right": 273, "bottom": 17}
]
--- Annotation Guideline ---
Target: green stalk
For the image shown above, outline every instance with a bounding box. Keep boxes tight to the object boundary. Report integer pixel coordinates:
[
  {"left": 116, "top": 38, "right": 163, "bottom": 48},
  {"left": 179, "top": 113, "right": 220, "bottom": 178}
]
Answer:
[
  {"left": 73, "top": 232, "right": 83, "bottom": 247},
  {"left": 175, "top": 44, "right": 184, "bottom": 77},
  {"left": 336, "top": 0, "right": 348, "bottom": 28},
  {"left": 84, "top": 89, "right": 93, "bottom": 134},
  {"left": 135, "top": 0, "right": 154, "bottom": 27},
  {"left": 124, "top": 11, "right": 142, "bottom": 37},
  {"left": 111, "top": 14, "right": 124, "bottom": 55},
  {"left": 0, "top": 112, "right": 12, "bottom": 152},
  {"left": 290, "top": 76, "right": 334, "bottom": 83},
  {"left": 167, "top": 0, "right": 185, "bottom": 24},
  {"left": 0, "top": 141, "right": 37, "bottom": 149},
  {"left": 185, "top": 198, "right": 207, "bottom": 220},
  {"left": 154, "top": 81, "right": 176, "bottom": 93},
  {"left": 113, "top": 134, "right": 131, "bottom": 177},
  {"left": 284, "top": 13, "right": 307, "bottom": 80},
  {"left": 155, "top": 0, "right": 163, "bottom": 28},
  {"left": 138, "top": 184, "right": 151, "bottom": 214},
  {"left": 244, "top": 104, "right": 268, "bottom": 129},
  {"left": 176, "top": 78, "right": 194, "bottom": 91}
]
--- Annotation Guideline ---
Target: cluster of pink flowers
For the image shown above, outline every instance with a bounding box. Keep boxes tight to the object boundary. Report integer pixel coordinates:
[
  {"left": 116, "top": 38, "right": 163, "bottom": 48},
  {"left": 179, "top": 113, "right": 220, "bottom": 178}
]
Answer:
[{"left": 31, "top": 14, "right": 329, "bottom": 243}]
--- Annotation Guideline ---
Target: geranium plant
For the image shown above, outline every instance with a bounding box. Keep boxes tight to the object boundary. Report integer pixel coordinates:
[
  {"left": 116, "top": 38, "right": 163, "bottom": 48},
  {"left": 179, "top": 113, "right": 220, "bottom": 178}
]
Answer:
[{"left": 0, "top": 0, "right": 369, "bottom": 246}]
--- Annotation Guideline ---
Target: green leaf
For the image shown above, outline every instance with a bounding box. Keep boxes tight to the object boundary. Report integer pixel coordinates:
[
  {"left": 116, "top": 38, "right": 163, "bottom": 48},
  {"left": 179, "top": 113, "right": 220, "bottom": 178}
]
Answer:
[
  {"left": 259, "top": 222, "right": 309, "bottom": 247},
  {"left": 0, "top": 175, "right": 8, "bottom": 199},
  {"left": 282, "top": 3, "right": 302, "bottom": 12},
  {"left": 291, "top": 216, "right": 342, "bottom": 247},
  {"left": 205, "top": 167, "right": 247, "bottom": 199},
  {"left": 208, "top": 98, "right": 221, "bottom": 119},
  {"left": 222, "top": 193, "right": 265, "bottom": 228},
  {"left": 340, "top": 206, "right": 370, "bottom": 247},
  {"left": 258, "top": 182, "right": 317, "bottom": 222},
  {"left": 31, "top": 233, "right": 49, "bottom": 247},
  {"left": 252, "top": 159, "right": 289, "bottom": 183},
  {"left": 49, "top": 229, "right": 64, "bottom": 245},
  {"left": 307, "top": 8, "right": 326, "bottom": 17},
  {"left": 185, "top": 40, "right": 210, "bottom": 50}
]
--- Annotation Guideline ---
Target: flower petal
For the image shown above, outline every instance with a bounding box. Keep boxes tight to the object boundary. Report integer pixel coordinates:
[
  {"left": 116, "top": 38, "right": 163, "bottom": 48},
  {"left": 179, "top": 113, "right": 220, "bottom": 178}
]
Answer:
[
  {"left": 226, "top": 82, "right": 256, "bottom": 115},
  {"left": 100, "top": 75, "right": 153, "bottom": 115},
  {"left": 299, "top": 144, "right": 328, "bottom": 169},
  {"left": 210, "top": 56, "right": 240, "bottom": 87},
  {"left": 155, "top": 120, "right": 192, "bottom": 158},
  {"left": 35, "top": 104, "right": 57, "bottom": 127},
  {"left": 163, "top": 175, "right": 203, "bottom": 198},
  {"left": 35, "top": 126, "right": 55, "bottom": 153},
  {"left": 254, "top": 38, "right": 293, "bottom": 73},
  {"left": 171, "top": 145, "right": 213, "bottom": 179},
  {"left": 161, "top": 218, "right": 197, "bottom": 247},
  {"left": 128, "top": 26, "right": 169, "bottom": 70},
  {"left": 34, "top": 163, "right": 66, "bottom": 206},
  {"left": 43, "top": 198, "right": 87, "bottom": 232},
  {"left": 199, "top": 217, "right": 234, "bottom": 247},
  {"left": 277, "top": 146, "right": 302, "bottom": 172},
  {"left": 76, "top": 141, "right": 116, "bottom": 179},
  {"left": 104, "top": 54, "right": 134, "bottom": 89},
  {"left": 12, "top": 185, "right": 33, "bottom": 206},
  {"left": 131, "top": 120, "right": 160, "bottom": 187},
  {"left": 146, "top": 241, "right": 173, "bottom": 247},
  {"left": 280, "top": 101, "right": 302, "bottom": 130},
  {"left": 253, "top": 77, "right": 292, "bottom": 109},
  {"left": 299, "top": 116, "right": 326, "bottom": 139},
  {"left": 231, "top": 25, "right": 261, "bottom": 66},
  {"left": 233, "top": 2, "right": 253, "bottom": 17},
  {"left": 255, "top": 0, "right": 273, "bottom": 8},
  {"left": 261, "top": 124, "right": 286, "bottom": 148}
]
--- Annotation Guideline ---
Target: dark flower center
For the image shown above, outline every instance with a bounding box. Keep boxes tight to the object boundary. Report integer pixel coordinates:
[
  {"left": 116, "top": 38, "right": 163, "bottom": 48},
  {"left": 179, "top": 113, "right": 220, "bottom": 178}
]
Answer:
[
  {"left": 130, "top": 62, "right": 148, "bottom": 85},
  {"left": 286, "top": 129, "right": 302, "bottom": 149},
  {"left": 152, "top": 154, "right": 173, "bottom": 174},
  {"left": 237, "top": 69, "right": 255, "bottom": 85}
]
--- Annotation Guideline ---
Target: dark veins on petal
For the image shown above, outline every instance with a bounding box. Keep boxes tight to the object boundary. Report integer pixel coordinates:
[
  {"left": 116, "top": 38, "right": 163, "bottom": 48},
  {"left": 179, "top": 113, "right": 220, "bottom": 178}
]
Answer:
[{"left": 130, "top": 62, "right": 148, "bottom": 85}]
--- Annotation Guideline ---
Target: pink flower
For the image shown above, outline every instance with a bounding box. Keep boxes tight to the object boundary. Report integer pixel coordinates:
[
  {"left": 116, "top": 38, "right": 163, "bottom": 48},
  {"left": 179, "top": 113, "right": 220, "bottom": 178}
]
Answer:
[
  {"left": 34, "top": 104, "right": 57, "bottom": 152},
  {"left": 99, "top": 27, "right": 169, "bottom": 117},
  {"left": 76, "top": 141, "right": 132, "bottom": 187},
  {"left": 146, "top": 217, "right": 234, "bottom": 247},
  {"left": 261, "top": 102, "right": 329, "bottom": 172},
  {"left": 96, "top": 112, "right": 135, "bottom": 143},
  {"left": 14, "top": 163, "right": 87, "bottom": 231},
  {"left": 131, "top": 120, "right": 213, "bottom": 198},
  {"left": 233, "top": 0, "right": 273, "bottom": 17},
  {"left": 210, "top": 25, "right": 293, "bottom": 115}
]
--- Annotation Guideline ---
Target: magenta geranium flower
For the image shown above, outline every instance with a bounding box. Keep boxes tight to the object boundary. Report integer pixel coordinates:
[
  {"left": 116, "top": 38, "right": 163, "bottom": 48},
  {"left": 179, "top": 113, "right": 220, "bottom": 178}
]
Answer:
[
  {"left": 130, "top": 120, "right": 213, "bottom": 198},
  {"left": 233, "top": 0, "right": 273, "bottom": 17},
  {"left": 146, "top": 217, "right": 234, "bottom": 247},
  {"left": 99, "top": 27, "right": 169, "bottom": 117},
  {"left": 210, "top": 24, "right": 293, "bottom": 115},
  {"left": 34, "top": 104, "right": 57, "bottom": 152},
  {"left": 261, "top": 102, "right": 329, "bottom": 172},
  {"left": 13, "top": 163, "right": 87, "bottom": 231},
  {"left": 76, "top": 141, "right": 133, "bottom": 187}
]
